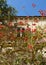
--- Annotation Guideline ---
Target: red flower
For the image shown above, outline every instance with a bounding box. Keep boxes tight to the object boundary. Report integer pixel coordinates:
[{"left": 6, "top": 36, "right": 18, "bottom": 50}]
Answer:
[
  {"left": 20, "top": 29, "right": 24, "bottom": 33},
  {"left": 15, "top": 29, "right": 18, "bottom": 32},
  {"left": 10, "top": 35, "right": 15, "bottom": 40},
  {"left": 8, "top": 22, "right": 12, "bottom": 27},
  {"left": 24, "top": 37, "right": 28, "bottom": 41},
  {"left": 0, "top": 25, "right": 5, "bottom": 29},
  {"left": 26, "top": 27, "right": 31, "bottom": 31},
  {"left": 0, "top": 32, "right": 4, "bottom": 38},
  {"left": 31, "top": 28, "right": 36, "bottom": 32},
  {"left": 32, "top": 3, "right": 36, "bottom": 8},
  {"left": 32, "top": 23, "right": 36, "bottom": 26},
  {"left": 28, "top": 44, "right": 33, "bottom": 49},
  {"left": 18, "top": 21, "right": 24, "bottom": 25},
  {"left": 38, "top": 10, "right": 46, "bottom": 16}
]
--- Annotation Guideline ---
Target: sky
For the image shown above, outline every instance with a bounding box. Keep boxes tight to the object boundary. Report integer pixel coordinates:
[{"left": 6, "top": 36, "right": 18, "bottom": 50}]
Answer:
[{"left": 7, "top": 0, "right": 46, "bottom": 16}]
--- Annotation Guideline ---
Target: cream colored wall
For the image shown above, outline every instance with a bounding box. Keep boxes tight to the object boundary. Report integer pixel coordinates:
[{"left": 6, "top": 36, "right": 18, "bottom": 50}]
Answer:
[
  {"left": 4, "top": 19, "right": 46, "bottom": 29},
  {"left": 16, "top": 19, "right": 46, "bottom": 29}
]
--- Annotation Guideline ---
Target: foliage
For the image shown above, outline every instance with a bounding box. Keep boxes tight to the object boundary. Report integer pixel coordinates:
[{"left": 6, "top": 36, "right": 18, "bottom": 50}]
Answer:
[
  {"left": 0, "top": 0, "right": 17, "bottom": 20},
  {"left": 0, "top": 24, "right": 46, "bottom": 65}
]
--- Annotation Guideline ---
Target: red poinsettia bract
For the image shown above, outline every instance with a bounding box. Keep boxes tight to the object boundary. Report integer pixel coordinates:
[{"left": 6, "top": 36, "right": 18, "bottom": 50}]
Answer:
[
  {"left": 26, "top": 27, "right": 31, "bottom": 31},
  {"left": 18, "top": 21, "right": 25, "bottom": 25},
  {"left": 31, "top": 28, "right": 36, "bottom": 32},
  {"left": 28, "top": 44, "right": 33, "bottom": 49},
  {"left": 0, "top": 25, "right": 5, "bottom": 29},
  {"left": 32, "top": 23, "right": 36, "bottom": 26},
  {"left": 32, "top": 3, "right": 36, "bottom": 8},
  {"left": 24, "top": 37, "right": 28, "bottom": 41},
  {"left": 38, "top": 10, "right": 46, "bottom": 16},
  {"left": 20, "top": 29, "right": 25, "bottom": 33},
  {"left": 8, "top": 22, "right": 12, "bottom": 27},
  {"left": 0, "top": 32, "right": 4, "bottom": 38},
  {"left": 10, "top": 35, "right": 15, "bottom": 40}
]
